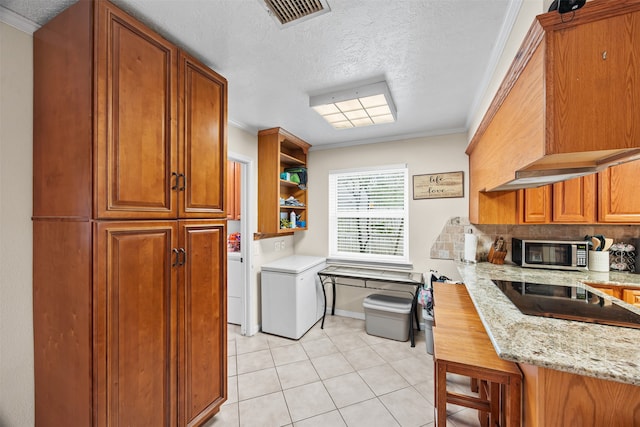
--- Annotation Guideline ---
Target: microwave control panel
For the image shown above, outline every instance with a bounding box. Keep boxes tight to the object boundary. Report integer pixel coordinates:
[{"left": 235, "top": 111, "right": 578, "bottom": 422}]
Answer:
[{"left": 576, "top": 243, "right": 588, "bottom": 267}]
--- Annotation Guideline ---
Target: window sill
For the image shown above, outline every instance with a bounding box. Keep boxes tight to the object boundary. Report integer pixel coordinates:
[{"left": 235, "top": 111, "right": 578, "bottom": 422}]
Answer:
[{"left": 326, "top": 258, "right": 414, "bottom": 271}]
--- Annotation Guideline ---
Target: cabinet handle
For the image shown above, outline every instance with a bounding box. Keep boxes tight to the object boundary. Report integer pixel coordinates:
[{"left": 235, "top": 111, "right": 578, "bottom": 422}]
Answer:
[
  {"left": 178, "top": 248, "right": 186, "bottom": 266},
  {"left": 171, "top": 172, "right": 179, "bottom": 191},
  {"left": 172, "top": 248, "right": 180, "bottom": 267},
  {"left": 179, "top": 173, "right": 186, "bottom": 192}
]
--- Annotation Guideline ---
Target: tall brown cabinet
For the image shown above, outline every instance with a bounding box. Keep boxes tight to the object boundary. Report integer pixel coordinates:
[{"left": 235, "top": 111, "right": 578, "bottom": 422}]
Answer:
[{"left": 33, "top": 1, "right": 227, "bottom": 426}]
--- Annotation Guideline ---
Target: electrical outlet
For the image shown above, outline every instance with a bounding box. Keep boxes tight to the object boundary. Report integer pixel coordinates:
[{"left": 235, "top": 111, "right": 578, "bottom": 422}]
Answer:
[
  {"left": 274, "top": 241, "right": 281, "bottom": 252},
  {"left": 280, "top": 240, "right": 285, "bottom": 250}
]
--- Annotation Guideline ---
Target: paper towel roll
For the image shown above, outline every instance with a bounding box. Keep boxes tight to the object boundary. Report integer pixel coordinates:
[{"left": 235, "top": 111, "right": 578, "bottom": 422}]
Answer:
[{"left": 464, "top": 233, "right": 477, "bottom": 262}]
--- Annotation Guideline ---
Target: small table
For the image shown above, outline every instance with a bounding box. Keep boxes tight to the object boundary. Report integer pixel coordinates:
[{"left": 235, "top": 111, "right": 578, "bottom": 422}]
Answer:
[{"left": 317, "top": 265, "right": 424, "bottom": 347}]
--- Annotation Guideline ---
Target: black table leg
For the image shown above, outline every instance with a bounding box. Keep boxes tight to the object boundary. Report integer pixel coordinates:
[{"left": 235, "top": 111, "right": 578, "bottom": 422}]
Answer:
[
  {"left": 413, "top": 291, "right": 420, "bottom": 332},
  {"left": 319, "top": 274, "right": 327, "bottom": 329},
  {"left": 409, "top": 298, "right": 416, "bottom": 347},
  {"left": 331, "top": 278, "right": 336, "bottom": 315}
]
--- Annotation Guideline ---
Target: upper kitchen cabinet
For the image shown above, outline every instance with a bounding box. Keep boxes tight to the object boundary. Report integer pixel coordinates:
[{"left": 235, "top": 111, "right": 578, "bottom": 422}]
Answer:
[
  {"left": 257, "top": 127, "right": 310, "bottom": 236},
  {"left": 34, "top": 0, "right": 227, "bottom": 221},
  {"left": 598, "top": 159, "right": 640, "bottom": 222},
  {"left": 94, "top": 5, "right": 178, "bottom": 219},
  {"left": 226, "top": 160, "right": 241, "bottom": 220},
  {"left": 468, "top": 0, "right": 640, "bottom": 223},
  {"left": 178, "top": 52, "right": 227, "bottom": 219},
  {"left": 518, "top": 186, "right": 552, "bottom": 224},
  {"left": 518, "top": 175, "right": 596, "bottom": 224}
]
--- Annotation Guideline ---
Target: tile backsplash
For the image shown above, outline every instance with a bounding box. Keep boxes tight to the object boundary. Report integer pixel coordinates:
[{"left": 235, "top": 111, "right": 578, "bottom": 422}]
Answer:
[{"left": 430, "top": 217, "right": 640, "bottom": 263}]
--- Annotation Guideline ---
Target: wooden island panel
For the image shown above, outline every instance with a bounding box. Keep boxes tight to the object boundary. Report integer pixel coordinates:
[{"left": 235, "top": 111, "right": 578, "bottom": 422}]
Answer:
[{"left": 519, "top": 363, "right": 640, "bottom": 427}]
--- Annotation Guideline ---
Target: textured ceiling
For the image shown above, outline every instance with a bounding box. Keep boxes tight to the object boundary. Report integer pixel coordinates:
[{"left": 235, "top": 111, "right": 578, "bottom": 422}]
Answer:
[{"left": 0, "top": 0, "right": 519, "bottom": 148}]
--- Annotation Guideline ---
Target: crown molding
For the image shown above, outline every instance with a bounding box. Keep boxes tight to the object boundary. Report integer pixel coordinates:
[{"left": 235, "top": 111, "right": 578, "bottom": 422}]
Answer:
[{"left": 0, "top": 5, "right": 39, "bottom": 34}]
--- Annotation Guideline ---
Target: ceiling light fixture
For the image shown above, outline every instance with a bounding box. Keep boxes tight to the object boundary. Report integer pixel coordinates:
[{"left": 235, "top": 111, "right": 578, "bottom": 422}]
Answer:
[{"left": 309, "top": 81, "right": 397, "bottom": 129}]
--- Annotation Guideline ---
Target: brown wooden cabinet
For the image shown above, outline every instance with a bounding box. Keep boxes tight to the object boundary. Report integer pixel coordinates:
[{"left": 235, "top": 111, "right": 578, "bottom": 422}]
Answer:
[
  {"left": 552, "top": 175, "right": 596, "bottom": 223},
  {"left": 94, "top": 6, "right": 178, "bottom": 219},
  {"left": 519, "top": 185, "right": 551, "bottom": 224},
  {"left": 178, "top": 221, "right": 227, "bottom": 426},
  {"left": 519, "top": 363, "right": 640, "bottom": 427},
  {"left": 518, "top": 175, "right": 596, "bottom": 224},
  {"left": 598, "top": 160, "right": 640, "bottom": 222},
  {"left": 33, "top": 1, "right": 227, "bottom": 426},
  {"left": 585, "top": 283, "right": 640, "bottom": 309},
  {"left": 468, "top": 1, "right": 640, "bottom": 223},
  {"left": 623, "top": 289, "right": 640, "bottom": 308},
  {"left": 589, "top": 284, "right": 623, "bottom": 300},
  {"left": 93, "top": 6, "right": 226, "bottom": 219},
  {"left": 257, "top": 127, "right": 310, "bottom": 236},
  {"left": 94, "top": 221, "right": 179, "bottom": 426},
  {"left": 178, "top": 52, "right": 227, "bottom": 219},
  {"left": 226, "top": 160, "right": 241, "bottom": 220}
]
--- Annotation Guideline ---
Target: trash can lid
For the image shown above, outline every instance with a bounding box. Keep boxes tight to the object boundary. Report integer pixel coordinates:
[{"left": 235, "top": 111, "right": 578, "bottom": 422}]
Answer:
[{"left": 363, "top": 294, "right": 412, "bottom": 313}]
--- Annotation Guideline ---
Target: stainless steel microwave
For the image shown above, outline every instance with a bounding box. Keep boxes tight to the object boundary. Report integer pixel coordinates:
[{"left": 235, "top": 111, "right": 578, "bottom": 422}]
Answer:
[{"left": 512, "top": 238, "right": 589, "bottom": 271}]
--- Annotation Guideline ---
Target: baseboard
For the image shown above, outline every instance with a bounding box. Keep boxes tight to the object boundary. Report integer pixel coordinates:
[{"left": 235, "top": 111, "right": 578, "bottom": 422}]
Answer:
[
  {"left": 327, "top": 307, "right": 431, "bottom": 332},
  {"left": 246, "top": 323, "right": 261, "bottom": 336},
  {"left": 328, "top": 308, "right": 365, "bottom": 320}
]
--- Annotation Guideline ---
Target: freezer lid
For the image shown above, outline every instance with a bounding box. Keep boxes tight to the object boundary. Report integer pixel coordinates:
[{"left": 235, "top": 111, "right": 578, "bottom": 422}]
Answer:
[{"left": 261, "top": 255, "right": 326, "bottom": 274}]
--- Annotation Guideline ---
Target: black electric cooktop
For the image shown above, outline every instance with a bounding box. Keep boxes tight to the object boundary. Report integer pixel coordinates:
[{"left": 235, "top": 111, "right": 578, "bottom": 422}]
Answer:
[{"left": 492, "top": 280, "right": 640, "bottom": 330}]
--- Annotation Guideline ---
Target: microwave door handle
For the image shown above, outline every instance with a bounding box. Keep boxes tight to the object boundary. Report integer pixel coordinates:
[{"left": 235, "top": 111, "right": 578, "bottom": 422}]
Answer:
[{"left": 571, "top": 244, "right": 577, "bottom": 267}]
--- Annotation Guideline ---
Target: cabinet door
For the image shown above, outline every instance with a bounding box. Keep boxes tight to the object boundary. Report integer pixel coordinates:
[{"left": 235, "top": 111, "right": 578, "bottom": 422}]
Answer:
[
  {"left": 178, "top": 221, "right": 227, "bottom": 426},
  {"left": 519, "top": 186, "right": 551, "bottom": 223},
  {"left": 598, "top": 160, "right": 640, "bottom": 222},
  {"left": 551, "top": 10, "right": 640, "bottom": 153},
  {"left": 226, "top": 160, "right": 241, "bottom": 220},
  {"left": 179, "top": 51, "right": 227, "bottom": 218},
  {"left": 592, "top": 286, "right": 623, "bottom": 300},
  {"left": 96, "top": 2, "right": 178, "bottom": 219},
  {"left": 234, "top": 163, "right": 241, "bottom": 220},
  {"left": 552, "top": 175, "right": 596, "bottom": 223},
  {"left": 94, "top": 221, "right": 178, "bottom": 427},
  {"left": 623, "top": 289, "right": 640, "bottom": 308},
  {"left": 226, "top": 160, "right": 235, "bottom": 219}
]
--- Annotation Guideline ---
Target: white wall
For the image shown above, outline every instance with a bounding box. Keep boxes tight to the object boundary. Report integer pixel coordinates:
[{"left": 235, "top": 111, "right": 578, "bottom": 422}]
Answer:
[
  {"left": 295, "top": 134, "right": 470, "bottom": 313},
  {"left": 0, "top": 21, "right": 34, "bottom": 427}
]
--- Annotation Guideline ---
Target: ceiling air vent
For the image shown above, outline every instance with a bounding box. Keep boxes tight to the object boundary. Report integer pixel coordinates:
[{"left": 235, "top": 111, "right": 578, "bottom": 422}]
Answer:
[{"left": 262, "top": 0, "right": 330, "bottom": 27}]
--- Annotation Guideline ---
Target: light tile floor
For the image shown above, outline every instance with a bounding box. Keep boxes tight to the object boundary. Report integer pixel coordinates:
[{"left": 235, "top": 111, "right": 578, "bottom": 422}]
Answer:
[{"left": 205, "top": 315, "right": 482, "bottom": 427}]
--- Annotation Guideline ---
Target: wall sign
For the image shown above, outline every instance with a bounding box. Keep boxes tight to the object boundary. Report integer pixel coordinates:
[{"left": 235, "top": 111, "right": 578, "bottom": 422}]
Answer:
[{"left": 413, "top": 171, "right": 464, "bottom": 199}]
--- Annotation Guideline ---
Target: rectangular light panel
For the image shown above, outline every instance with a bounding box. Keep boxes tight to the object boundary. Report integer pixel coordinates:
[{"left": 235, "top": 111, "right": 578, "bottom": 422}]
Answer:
[{"left": 310, "top": 81, "right": 397, "bottom": 129}]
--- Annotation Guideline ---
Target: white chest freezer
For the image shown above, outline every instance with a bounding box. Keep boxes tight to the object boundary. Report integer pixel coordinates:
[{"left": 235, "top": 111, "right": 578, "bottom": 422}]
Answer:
[{"left": 261, "top": 255, "right": 326, "bottom": 339}]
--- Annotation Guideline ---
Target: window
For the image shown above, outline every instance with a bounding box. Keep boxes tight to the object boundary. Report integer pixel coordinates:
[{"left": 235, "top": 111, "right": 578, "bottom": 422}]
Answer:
[{"left": 328, "top": 165, "right": 409, "bottom": 265}]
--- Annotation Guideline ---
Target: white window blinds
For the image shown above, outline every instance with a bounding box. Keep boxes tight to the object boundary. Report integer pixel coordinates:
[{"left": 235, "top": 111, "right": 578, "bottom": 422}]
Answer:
[{"left": 329, "top": 165, "right": 409, "bottom": 264}]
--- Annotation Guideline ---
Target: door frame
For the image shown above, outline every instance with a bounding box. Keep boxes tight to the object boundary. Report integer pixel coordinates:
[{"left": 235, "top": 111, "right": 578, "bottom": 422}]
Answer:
[{"left": 228, "top": 152, "right": 255, "bottom": 336}]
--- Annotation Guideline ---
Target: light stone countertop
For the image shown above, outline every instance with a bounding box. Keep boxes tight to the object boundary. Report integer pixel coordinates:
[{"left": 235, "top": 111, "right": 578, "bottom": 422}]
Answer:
[{"left": 454, "top": 262, "right": 640, "bottom": 386}]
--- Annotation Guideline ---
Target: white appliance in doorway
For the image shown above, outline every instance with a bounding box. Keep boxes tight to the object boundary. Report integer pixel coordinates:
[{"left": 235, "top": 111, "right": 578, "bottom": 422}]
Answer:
[
  {"left": 226, "top": 152, "right": 255, "bottom": 334},
  {"left": 227, "top": 252, "right": 243, "bottom": 324},
  {"left": 261, "top": 255, "right": 326, "bottom": 339}
]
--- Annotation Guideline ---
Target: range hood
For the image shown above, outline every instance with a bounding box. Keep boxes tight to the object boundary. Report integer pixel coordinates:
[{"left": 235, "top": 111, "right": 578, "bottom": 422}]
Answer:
[{"left": 487, "top": 149, "right": 640, "bottom": 191}]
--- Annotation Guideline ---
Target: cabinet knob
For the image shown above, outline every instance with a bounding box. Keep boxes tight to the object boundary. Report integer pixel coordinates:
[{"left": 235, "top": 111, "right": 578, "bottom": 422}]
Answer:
[{"left": 602, "top": 51, "right": 607, "bottom": 60}]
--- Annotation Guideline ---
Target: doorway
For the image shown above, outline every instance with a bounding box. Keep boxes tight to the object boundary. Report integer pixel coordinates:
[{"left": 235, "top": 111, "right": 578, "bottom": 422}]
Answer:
[{"left": 227, "top": 152, "right": 254, "bottom": 336}]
